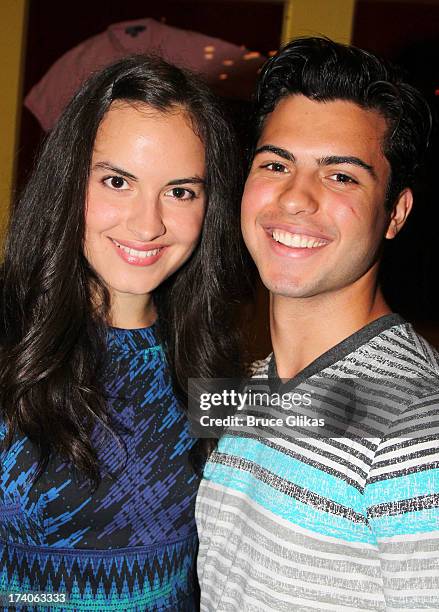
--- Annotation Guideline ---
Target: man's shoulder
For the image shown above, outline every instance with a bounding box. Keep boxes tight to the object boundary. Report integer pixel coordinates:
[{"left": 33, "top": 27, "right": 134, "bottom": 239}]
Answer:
[
  {"left": 356, "top": 320, "right": 439, "bottom": 378},
  {"left": 400, "top": 322, "right": 439, "bottom": 371},
  {"left": 248, "top": 321, "right": 439, "bottom": 379}
]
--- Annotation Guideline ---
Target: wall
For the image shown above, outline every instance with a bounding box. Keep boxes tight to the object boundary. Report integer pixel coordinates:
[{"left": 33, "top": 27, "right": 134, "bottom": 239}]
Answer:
[
  {"left": 282, "top": 0, "right": 355, "bottom": 44},
  {"left": 0, "top": 0, "right": 28, "bottom": 233}
]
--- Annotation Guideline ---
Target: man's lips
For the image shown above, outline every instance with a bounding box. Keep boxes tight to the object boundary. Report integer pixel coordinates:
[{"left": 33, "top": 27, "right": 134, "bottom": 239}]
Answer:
[
  {"left": 262, "top": 222, "right": 333, "bottom": 243},
  {"left": 109, "top": 237, "right": 167, "bottom": 266},
  {"left": 260, "top": 223, "right": 333, "bottom": 257}
]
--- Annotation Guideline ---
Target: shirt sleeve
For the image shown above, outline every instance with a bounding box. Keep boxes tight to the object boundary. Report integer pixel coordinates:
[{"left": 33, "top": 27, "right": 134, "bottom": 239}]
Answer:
[{"left": 364, "top": 392, "right": 439, "bottom": 610}]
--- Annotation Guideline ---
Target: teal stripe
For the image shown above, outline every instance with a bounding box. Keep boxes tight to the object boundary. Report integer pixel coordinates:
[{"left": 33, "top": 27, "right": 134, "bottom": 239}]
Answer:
[
  {"left": 370, "top": 507, "right": 439, "bottom": 538},
  {"left": 365, "top": 468, "right": 439, "bottom": 506},
  {"left": 204, "top": 462, "right": 373, "bottom": 543},
  {"left": 2, "top": 567, "right": 189, "bottom": 611},
  {"left": 217, "top": 436, "right": 365, "bottom": 513}
]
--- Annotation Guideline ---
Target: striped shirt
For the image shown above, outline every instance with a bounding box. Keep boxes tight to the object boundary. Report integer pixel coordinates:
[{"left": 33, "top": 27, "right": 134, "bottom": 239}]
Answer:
[{"left": 196, "top": 314, "right": 439, "bottom": 611}]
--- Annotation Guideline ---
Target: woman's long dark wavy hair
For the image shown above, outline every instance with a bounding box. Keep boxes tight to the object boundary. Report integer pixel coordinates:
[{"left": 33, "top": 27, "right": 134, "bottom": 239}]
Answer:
[{"left": 0, "top": 55, "right": 249, "bottom": 487}]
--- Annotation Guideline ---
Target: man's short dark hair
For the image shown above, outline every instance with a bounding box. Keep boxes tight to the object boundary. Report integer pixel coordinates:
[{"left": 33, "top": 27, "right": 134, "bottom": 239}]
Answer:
[{"left": 254, "top": 37, "right": 432, "bottom": 209}]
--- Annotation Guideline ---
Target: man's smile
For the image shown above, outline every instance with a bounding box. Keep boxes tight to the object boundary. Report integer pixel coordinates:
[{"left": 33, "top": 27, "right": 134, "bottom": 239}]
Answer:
[
  {"left": 271, "top": 229, "right": 329, "bottom": 248},
  {"left": 260, "top": 222, "right": 332, "bottom": 258}
]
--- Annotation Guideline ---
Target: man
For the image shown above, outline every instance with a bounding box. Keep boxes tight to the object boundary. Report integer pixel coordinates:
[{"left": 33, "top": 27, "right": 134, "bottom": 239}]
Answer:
[{"left": 196, "top": 38, "right": 438, "bottom": 610}]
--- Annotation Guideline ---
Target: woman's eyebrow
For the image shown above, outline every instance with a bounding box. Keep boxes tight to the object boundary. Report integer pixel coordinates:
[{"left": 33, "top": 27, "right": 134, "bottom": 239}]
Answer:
[
  {"left": 165, "top": 177, "right": 205, "bottom": 186},
  {"left": 93, "top": 161, "right": 138, "bottom": 181}
]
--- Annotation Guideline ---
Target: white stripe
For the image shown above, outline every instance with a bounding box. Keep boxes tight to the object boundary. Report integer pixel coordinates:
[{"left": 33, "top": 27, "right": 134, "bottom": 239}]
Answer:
[
  {"left": 202, "top": 509, "right": 378, "bottom": 567},
  {"left": 207, "top": 521, "right": 382, "bottom": 583},
  {"left": 205, "top": 564, "right": 378, "bottom": 611},
  {"left": 379, "top": 550, "right": 439, "bottom": 561},
  {"left": 222, "top": 563, "right": 382, "bottom": 607},
  {"left": 377, "top": 529, "right": 439, "bottom": 543},
  {"left": 384, "top": 568, "right": 439, "bottom": 579},
  {"left": 384, "top": 586, "right": 439, "bottom": 597},
  {"left": 377, "top": 433, "right": 435, "bottom": 453},
  {"left": 260, "top": 436, "right": 371, "bottom": 485},
  {"left": 399, "top": 396, "right": 439, "bottom": 420},
  {"left": 198, "top": 481, "right": 377, "bottom": 552},
  {"left": 220, "top": 587, "right": 337, "bottom": 611},
  {"left": 371, "top": 443, "right": 439, "bottom": 476},
  {"left": 387, "top": 609, "right": 439, "bottom": 612},
  {"left": 200, "top": 577, "right": 232, "bottom": 611},
  {"left": 382, "top": 422, "right": 439, "bottom": 439}
]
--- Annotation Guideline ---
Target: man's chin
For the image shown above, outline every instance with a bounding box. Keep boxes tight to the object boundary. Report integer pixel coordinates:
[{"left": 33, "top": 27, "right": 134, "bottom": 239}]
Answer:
[{"left": 259, "top": 273, "right": 317, "bottom": 299}]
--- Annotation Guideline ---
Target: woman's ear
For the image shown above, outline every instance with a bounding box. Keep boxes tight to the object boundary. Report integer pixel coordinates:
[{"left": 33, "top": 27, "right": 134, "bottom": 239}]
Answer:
[{"left": 385, "top": 188, "right": 413, "bottom": 240}]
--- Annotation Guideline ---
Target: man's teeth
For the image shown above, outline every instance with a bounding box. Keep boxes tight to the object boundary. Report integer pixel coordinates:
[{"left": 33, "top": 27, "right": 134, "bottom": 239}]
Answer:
[
  {"left": 271, "top": 230, "right": 327, "bottom": 248},
  {"left": 113, "top": 240, "right": 161, "bottom": 258}
]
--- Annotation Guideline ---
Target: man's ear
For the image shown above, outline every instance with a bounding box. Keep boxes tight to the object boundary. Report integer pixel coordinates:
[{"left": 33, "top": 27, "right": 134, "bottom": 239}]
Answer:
[{"left": 385, "top": 188, "right": 413, "bottom": 240}]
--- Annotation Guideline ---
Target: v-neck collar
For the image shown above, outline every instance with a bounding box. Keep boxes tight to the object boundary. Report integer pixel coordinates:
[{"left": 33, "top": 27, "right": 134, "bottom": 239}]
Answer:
[{"left": 268, "top": 313, "right": 406, "bottom": 389}]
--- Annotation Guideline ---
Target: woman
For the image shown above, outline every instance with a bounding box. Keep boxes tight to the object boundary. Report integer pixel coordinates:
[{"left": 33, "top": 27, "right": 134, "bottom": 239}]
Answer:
[{"left": 0, "top": 56, "right": 247, "bottom": 610}]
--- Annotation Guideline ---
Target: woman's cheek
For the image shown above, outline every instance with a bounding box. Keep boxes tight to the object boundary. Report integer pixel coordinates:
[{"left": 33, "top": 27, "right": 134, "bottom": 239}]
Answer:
[{"left": 86, "top": 197, "right": 124, "bottom": 230}]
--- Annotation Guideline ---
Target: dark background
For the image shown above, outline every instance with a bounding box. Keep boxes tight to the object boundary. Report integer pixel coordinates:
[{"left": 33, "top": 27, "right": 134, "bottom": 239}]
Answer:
[{"left": 353, "top": 1, "right": 439, "bottom": 345}]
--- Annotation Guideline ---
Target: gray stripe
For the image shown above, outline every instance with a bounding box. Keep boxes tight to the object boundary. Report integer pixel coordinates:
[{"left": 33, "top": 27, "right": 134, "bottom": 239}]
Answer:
[
  {"left": 378, "top": 420, "right": 439, "bottom": 440},
  {"left": 384, "top": 595, "right": 439, "bottom": 610},
  {"left": 198, "top": 486, "right": 379, "bottom": 561},
  {"left": 382, "top": 557, "right": 439, "bottom": 574},
  {"left": 226, "top": 432, "right": 372, "bottom": 487},
  {"left": 202, "top": 564, "right": 385, "bottom": 611},
  {"left": 377, "top": 537, "right": 439, "bottom": 555},
  {"left": 368, "top": 460, "right": 439, "bottom": 484},
  {"left": 198, "top": 322, "right": 439, "bottom": 612},
  {"left": 368, "top": 493, "right": 439, "bottom": 518},
  {"left": 202, "top": 518, "right": 381, "bottom": 581},
  {"left": 375, "top": 435, "right": 439, "bottom": 458},
  {"left": 383, "top": 576, "right": 439, "bottom": 591},
  {"left": 396, "top": 395, "right": 439, "bottom": 420},
  {"left": 373, "top": 448, "right": 439, "bottom": 471}
]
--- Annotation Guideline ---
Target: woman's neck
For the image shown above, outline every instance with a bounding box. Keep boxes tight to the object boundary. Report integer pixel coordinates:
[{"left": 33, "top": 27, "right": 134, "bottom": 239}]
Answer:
[{"left": 109, "top": 291, "right": 156, "bottom": 329}]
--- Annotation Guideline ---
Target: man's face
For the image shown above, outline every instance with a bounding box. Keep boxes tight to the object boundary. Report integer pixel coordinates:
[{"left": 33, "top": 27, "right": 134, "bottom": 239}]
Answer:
[{"left": 241, "top": 94, "right": 406, "bottom": 300}]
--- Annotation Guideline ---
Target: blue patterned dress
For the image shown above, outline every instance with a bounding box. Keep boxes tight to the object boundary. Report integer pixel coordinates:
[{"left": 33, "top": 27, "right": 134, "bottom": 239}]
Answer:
[{"left": 0, "top": 325, "right": 199, "bottom": 610}]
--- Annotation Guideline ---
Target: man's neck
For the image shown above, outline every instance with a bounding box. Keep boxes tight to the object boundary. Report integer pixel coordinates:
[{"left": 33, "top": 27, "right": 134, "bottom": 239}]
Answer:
[{"left": 270, "top": 279, "right": 392, "bottom": 379}]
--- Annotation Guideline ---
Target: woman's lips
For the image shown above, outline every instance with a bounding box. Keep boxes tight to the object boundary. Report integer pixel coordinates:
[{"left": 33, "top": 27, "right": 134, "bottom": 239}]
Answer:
[{"left": 110, "top": 238, "right": 166, "bottom": 267}]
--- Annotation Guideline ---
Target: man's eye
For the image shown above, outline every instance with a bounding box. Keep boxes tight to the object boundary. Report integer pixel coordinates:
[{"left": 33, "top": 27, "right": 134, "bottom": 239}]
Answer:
[
  {"left": 329, "top": 173, "right": 358, "bottom": 184},
  {"left": 165, "top": 187, "right": 196, "bottom": 200},
  {"left": 262, "top": 162, "right": 288, "bottom": 173},
  {"left": 103, "top": 176, "right": 129, "bottom": 190}
]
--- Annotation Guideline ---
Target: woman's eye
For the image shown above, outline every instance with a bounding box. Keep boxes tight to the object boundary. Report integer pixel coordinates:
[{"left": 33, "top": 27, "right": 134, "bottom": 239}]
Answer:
[
  {"left": 103, "top": 176, "right": 129, "bottom": 190},
  {"left": 165, "top": 187, "right": 196, "bottom": 200},
  {"left": 262, "top": 162, "right": 288, "bottom": 173},
  {"left": 329, "top": 173, "right": 358, "bottom": 184}
]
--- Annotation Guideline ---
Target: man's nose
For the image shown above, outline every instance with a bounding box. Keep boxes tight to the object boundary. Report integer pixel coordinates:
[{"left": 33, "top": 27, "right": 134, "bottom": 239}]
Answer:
[{"left": 277, "top": 173, "right": 319, "bottom": 215}]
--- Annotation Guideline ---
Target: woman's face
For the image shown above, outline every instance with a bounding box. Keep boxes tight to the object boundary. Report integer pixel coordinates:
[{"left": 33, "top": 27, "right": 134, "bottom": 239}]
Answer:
[{"left": 85, "top": 101, "right": 206, "bottom": 314}]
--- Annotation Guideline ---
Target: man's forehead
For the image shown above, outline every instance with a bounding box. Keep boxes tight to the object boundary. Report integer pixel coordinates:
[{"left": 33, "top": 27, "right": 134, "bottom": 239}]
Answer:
[
  {"left": 257, "top": 94, "right": 389, "bottom": 160},
  {"left": 260, "top": 94, "right": 388, "bottom": 136}
]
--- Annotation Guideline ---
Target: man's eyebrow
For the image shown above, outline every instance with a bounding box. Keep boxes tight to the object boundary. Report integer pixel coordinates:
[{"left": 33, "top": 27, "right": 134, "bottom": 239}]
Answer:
[
  {"left": 93, "top": 162, "right": 137, "bottom": 181},
  {"left": 165, "top": 176, "right": 205, "bottom": 186},
  {"left": 254, "top": 148, "right": 377, "bottom": 180},
  {"left": 254, "top": 145, "right": 295, "bottom": 162},
  {"left": 318, "top": 156, "right": 377, "bottom": 179}
]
